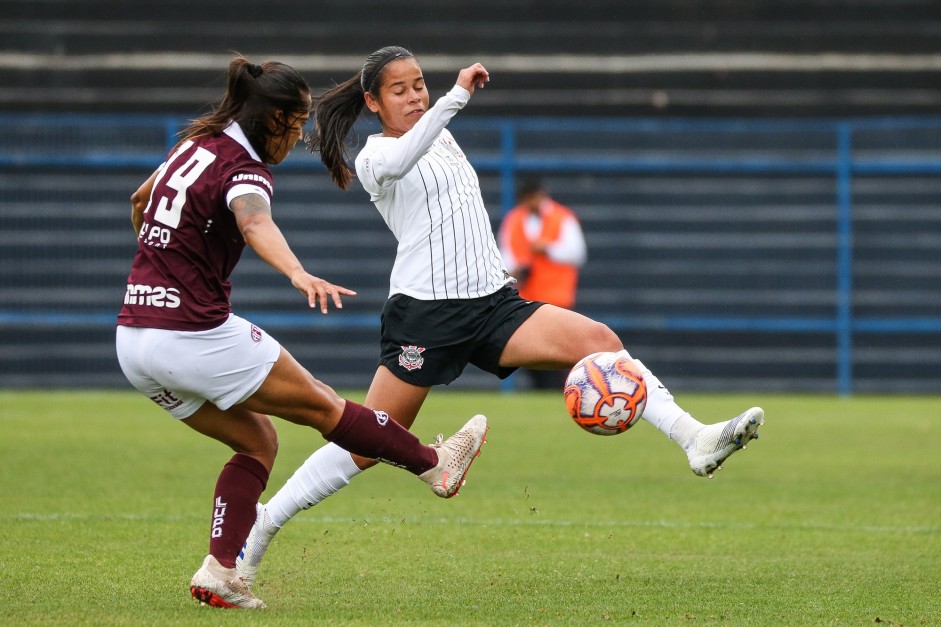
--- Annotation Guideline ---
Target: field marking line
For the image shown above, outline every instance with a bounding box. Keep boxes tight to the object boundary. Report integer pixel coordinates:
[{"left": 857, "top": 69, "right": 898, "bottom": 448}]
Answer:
[{"left": 9, "top": 512, "right": 939, "bottom": 535}]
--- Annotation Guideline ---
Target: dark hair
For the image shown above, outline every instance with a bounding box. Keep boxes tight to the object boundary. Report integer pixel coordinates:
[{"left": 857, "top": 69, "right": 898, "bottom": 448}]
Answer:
[
  {"left": 180, "top": 54, "right": 311, "bottom": 164},
  {"left": 308, "top": 46, "right": 414, "bottom": 189},
  {"left": 517, "top": 178, "right": 546, "bottom": 200}
]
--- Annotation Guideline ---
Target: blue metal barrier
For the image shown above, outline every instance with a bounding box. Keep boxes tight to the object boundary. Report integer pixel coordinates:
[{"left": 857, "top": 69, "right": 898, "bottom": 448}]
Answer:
[
  {"left": 1, "top": 114, "right": 940, "bottom": 394},
  {"left": 470, "top": 117, "right": 941, "bottom": 395}
]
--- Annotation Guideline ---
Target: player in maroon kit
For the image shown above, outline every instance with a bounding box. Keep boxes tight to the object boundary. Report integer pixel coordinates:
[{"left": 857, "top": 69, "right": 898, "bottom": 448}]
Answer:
[{"left": 115, "top": 55, "right": 488, "bottom": 610}]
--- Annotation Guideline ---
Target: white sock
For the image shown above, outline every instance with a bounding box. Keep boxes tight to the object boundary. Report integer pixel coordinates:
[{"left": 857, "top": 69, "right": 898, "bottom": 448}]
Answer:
[
  {"left": 265, "top": 443, "right": 363, "bottom": 528},
  {"left": 668, "top": 413, "right": 704, "bottom": 453},
  {"left": 632, "top": 357, "right": 703, "bottom": 451}
]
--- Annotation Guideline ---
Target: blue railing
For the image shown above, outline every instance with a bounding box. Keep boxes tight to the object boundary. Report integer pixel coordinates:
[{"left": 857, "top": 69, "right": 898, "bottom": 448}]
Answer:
[
  {"left": 469, "top": 117, "right": 941, "bottom": 395},
  {"left": 2, "top": 114, "right": 940, "bottom": 394}
]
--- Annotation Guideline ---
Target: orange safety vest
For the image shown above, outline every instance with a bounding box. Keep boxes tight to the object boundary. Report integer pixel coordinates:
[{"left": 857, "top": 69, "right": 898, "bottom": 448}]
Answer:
[{"left": 503, "top": 200, "right": 580, "bottom": 309}]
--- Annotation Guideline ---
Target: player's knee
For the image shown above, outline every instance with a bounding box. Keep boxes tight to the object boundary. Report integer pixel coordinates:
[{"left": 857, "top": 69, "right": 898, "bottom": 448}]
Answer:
[
  {"left": 289, "top": 378, "right": 346, "bottom": 431},
  {"left": 237, "top": 415, "right": 278, "bottom": 468},
  {"left": 583, "top": 319, "right": 623, "bottom": 353},
  {"left": 258, "top": 415, "right": 279, "bottom": 458},
  {"left": 302, "top": 374, "right": 345, "bottom": 421}
]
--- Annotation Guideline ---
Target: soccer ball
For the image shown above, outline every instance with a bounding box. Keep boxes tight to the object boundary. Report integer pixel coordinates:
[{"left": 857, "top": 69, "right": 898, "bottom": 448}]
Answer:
[{"left": 564, "top": 351, "right": 647, "bottom": 436}]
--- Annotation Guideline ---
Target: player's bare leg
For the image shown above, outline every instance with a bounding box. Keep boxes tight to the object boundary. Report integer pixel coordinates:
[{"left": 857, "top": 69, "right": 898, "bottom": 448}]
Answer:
[
  {"left": 240, "top": 368, "right": 436, "bottom": 586},
  {"left": 503, "top": 306, "right": 764, "bottom": 477},
  {"left": 499, "top": 305, "right": 622, "bottom": 369}
]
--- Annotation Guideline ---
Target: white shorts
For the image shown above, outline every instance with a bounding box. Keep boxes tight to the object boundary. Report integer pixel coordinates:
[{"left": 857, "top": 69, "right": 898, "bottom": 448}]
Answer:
[{"left": 115, "top": 314, "right": 282, "bottom": 419}]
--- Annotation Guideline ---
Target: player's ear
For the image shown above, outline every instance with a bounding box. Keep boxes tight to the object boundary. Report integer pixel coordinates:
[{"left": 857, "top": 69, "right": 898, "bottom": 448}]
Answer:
[
  {"left": 267, "top": 109, "right": 286, "bottom": 132},
  {"left": 364, "top": 92, "right": 381, "bottom": 114}
]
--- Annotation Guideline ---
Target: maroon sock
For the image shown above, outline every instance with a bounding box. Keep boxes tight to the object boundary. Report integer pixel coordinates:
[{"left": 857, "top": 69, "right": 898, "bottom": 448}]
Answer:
[
  {"left": 208, "top": 454, "right": 269, "bottom": 568},
  {"left": 325, "top": 400, "right": 437, "bottom": 475}
]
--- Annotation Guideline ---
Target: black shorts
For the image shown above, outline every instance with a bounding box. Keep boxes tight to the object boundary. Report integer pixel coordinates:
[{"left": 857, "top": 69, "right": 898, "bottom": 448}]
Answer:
[{"left": 379, "top": 285, "right": 544, "bottom": 386}]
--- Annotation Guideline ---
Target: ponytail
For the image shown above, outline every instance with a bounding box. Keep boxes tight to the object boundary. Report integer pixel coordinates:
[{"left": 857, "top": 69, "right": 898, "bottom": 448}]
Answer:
[
  {"left": 180, "top": 53, "right": 310, "bottom": 163},
  {"left": 308, "top": 73, "right": 367, "bottom": 190},
  {"left": 309, "top": 45, "right": 414, "bottom": 190}
]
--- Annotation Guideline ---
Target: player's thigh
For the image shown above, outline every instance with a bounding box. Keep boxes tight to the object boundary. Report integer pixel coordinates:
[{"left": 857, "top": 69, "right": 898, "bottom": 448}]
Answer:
[
  {"left": 182, "top": 403, "right": 278, "bottom": 471},
  {"left": 364, "top": 365, "right": 430, "bottom": 429},
  {"left": 117, "top": 318, "right": 282, "bottom": 419},
  {"left": 500, "top": 305, "right": 622, "bottom": 369},
  {"left": 238, "top": 346, "right": 345, "bottom": 433}
]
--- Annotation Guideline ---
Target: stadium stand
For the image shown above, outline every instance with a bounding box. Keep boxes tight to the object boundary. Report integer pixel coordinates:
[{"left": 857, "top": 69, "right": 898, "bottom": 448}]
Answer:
[
  {"left": 1, "top": 1, "right": 939, "bottom": 392},
  {"left": 1, "top": 0, "right": 940, "bottom": 116}
]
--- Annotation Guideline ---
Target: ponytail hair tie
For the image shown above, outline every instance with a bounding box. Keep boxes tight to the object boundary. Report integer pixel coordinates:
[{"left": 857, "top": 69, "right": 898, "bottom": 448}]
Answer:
[{"left": 248, "top": 63, "right": 263, "bottom": 78}]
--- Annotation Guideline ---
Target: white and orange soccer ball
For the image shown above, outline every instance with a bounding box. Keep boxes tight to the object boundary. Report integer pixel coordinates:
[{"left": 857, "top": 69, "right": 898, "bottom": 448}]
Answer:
[{"left": 564, "top": 351, "right": 647, "bottom": 436}]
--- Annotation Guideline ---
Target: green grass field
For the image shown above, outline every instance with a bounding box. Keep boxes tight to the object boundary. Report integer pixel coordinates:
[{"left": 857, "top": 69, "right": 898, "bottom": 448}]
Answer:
[{"left": 2, "top": 390, "right": 939, "bottom": 625}]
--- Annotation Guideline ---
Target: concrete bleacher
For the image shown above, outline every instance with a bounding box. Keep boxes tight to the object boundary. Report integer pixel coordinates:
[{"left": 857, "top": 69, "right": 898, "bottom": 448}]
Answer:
[
  {"left": 2, "top": 0, "right": 940, "bottom": 117},
  {"left": 1, "top": 114, "right": 940, "bottom": 393},
  {"left": 1, "top": 2, "right": 940, "bottom": 393}
]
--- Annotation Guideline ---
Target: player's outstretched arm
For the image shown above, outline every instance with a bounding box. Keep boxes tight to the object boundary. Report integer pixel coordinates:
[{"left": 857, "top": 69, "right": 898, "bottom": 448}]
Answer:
[{"left": 232, "top": 193, "right": 356, "bottom": 313}]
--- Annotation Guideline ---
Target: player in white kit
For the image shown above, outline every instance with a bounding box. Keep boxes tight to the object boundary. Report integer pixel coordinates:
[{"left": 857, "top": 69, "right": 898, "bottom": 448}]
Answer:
[{"left": 236, "top": 47, "right": 765, "bottom": 586}]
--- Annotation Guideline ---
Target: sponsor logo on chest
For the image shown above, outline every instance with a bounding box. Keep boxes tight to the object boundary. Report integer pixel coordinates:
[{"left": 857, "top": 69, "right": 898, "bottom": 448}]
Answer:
[{"left": 433, "top": 138, "right": 466, "bottom": 166}]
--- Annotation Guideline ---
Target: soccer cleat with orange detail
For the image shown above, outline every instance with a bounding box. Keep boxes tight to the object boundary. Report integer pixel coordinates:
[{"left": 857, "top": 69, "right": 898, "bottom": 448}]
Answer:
[
  {"left": 189, "top": 554, "right": 266, "bottom": 609},
  {"left": 419, "top": 414, "right": 488, "bottom": 498}
]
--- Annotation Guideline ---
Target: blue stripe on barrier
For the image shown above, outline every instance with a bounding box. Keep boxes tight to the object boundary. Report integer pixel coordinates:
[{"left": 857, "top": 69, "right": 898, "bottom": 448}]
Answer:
[{"left": 2, "top": 310, "right": 938, "bottom": 334}]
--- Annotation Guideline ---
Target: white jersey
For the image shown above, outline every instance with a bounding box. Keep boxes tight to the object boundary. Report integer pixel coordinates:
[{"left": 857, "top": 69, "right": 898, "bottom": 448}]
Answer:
[{"left": 355, "top": 85, "right": 509, "bottom": 300}]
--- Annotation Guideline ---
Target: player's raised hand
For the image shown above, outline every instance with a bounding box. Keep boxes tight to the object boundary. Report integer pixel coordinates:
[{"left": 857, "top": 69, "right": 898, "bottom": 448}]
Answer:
[
  {"left": 456, "top": 63, "right": 490, "bottom": 95},
  {"left": 291, "top": 271, "right": 357, "bottom": 314}
]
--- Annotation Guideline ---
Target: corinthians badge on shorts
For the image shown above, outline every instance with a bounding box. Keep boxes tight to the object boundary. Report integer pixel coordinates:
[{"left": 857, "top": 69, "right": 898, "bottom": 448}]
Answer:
[{"left": 399, "top": 345, "right": 425, "bottom": 371}]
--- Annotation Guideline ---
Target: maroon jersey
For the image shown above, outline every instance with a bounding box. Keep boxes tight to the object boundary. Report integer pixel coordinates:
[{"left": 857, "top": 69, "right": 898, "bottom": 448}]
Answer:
[{"left": 118, "top": 124, "right": 274, "bottom": 331}]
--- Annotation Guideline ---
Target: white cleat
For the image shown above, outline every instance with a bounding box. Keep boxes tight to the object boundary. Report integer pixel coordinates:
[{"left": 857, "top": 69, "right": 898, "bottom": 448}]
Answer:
[
  {"left": 236, "top": 503, "right": 279, "bottom": 588},
  {"left": 189, "top": 554, "right": 266, "bottom": 609},
  {"left": 687, "top": 407, "right": 764, "bottom": 478},
  {"left": 419, "top": 414, "right": 488, "bottom": 498}
]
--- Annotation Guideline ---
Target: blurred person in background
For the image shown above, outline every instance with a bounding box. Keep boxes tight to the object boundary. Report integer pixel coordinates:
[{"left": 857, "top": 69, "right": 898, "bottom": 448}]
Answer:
[
  {"left": 498, "top": 178, "right": 587, "bottom": 389},
  {"left": 116, "top": 54, "right": 487, "bottom": 610},
  {"left": 235, "top": 46, "right": 765, "bottom": 588}
]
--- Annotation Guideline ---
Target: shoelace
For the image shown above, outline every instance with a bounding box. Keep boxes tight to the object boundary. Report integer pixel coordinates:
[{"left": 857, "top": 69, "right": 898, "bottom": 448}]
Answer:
[{"left": 433, "top": 431, "right": 475, "bottom": 459}]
